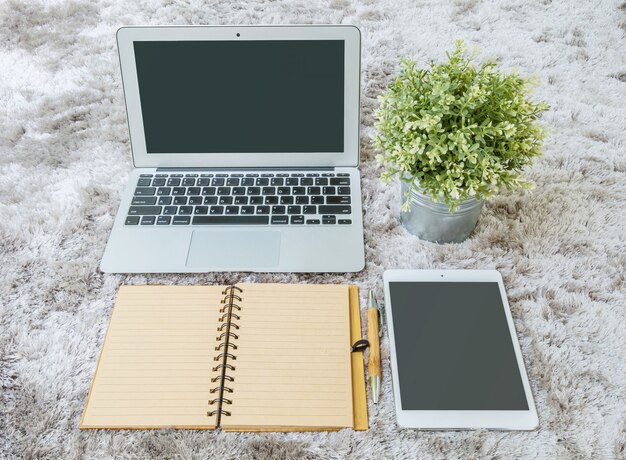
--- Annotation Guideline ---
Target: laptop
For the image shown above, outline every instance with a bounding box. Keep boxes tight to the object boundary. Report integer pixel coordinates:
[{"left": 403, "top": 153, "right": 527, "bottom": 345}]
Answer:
[{"left": 101, "top": 25, "right": 365, "bottom": 273}]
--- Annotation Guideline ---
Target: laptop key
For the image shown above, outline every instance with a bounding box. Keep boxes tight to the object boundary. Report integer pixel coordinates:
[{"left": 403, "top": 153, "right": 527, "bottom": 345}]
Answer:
[
  {"left": 140, "top": 216, "right": 156, "bottom": 225},
  {"left": 226, "top": 178, "right": 239, "bottom": 186},
  {"left": 219, "top": 196, "right": 233, "bottom": 205},
  {"left": 241, "top": 178, "right": 255, "bottom": 186},
  {"left": 174, "top": 196, "right": 188, "bottom": 205},
  {"left": 337, "top": 173, "right": 350, "bottom": 177},
  {"left": 152, "top": 178, "right": 166, "bottom": 187},
  {"left": 193, "top": 216, "right": 269, "bottom": 225},
  {"left": 322, "top": 215, "right": 337, "bottom": 224},
  {"left": 285, "top": 178, "right": 299, "bottom": 186},
  {"left": 338, "top": 187, "right": 351, "bottom": 195},
  {"left": 170, "top": 174, "right": 183, "bottom": 178},
  {"left": 256, "top": 178, "right": 269, "bottom": 186},
  {"left": 271, "top": 205, "right": 286, "bottom": 214},
  {"left": 234, "top": 196, "right": 249, "bottom": 205},
  {"left": 241, "top": 206, "right": 255, "bottom": 214},
  {"left": 197, "top": 178, "right": 210, "bottom": 186},
  {"left": 231, "top": 173, "right": 244, "bottom": 178},
  {"left": 295, "top": 196, "right": 309, "bottom": 204},
  {"left": 247, "top": 187, "right": 261, "bottom": 195},
  {"left": 128, "top": 206, "right": 162, "bottom": 215},
  {"left": 280, "top": 196, "right": 294, "bottom": 204},
  {"left": 322, "top": 186, "right": 336, "bottom": 195},
  {"left": 287, "top": 205, "right": 301, "bottom": 214},
  {"left": 157, "top": 216, "right": 171, "bottom": 225},
  {"left": 277, "top": 187, "right": 290, "bottom": 195},
  {"left": 173, "top": 216, "right": 191, "bottom": 225},
  {"left": 186, "top": 187, "right": 201, "bottom": 195},
  {"left": 179, "top": 206, "right": 193, "bottom": 215},
  {"left": 271, "top": 215, "right": 288, "bottom": 225},
  {"left": 256, "top": 206, "right": 270, "bottom": 215},
  {"left": 307, "top": 187, "right": 321, "bottom": 195},
  {"left": 326, "top": 196, "right": 351, "bottom": 204},
  {"left": 134, "top": 187, "right": 156, "bottom": 196},
  {"left": 292, "top": 187, "right": 306, "bottom": 195},
  {"left": 265, "top": 196, "right": 279, "bottom": 205},
  {"left": 215, "top": 173, "right": 228, "bottom": 178},
  {"left": 194, "top": 206, "right": 209, "bottom": 215},
  {"left": 185, "top": 173, "right": 198, "bottom": 177},
  {"left": 139, "top": 174, "right": 153, "bottom": 178},
  {"left": 204, "top": 196, "right": 218, "bottom": 205},
  {"left": 167, "top": 178, "right": 181, "bottom": 186},
  {"left": 202, "top": 187, "right": 216, "bottom": 195},
  {"left": 318, "top": 205, "right": 351, "bottom": 214},
  {"left": 125, "top": 216, "right": 140, "bottom": 225},
  {"left": 182, "top": 178, "right": 196, "bottom": 186},
  {"left": 303, "top": 205, "right": 316, "bottom": 214},
  {"left": 132, "top": 196, "right": 157, "bottom": 205},
  {"left": 338, "top": 219, "right": 352, "bottom": 225},
  {"left": 158, "top": 196, "right": 172, "bottom": 205},
  {"left": 306, "top": 219, "right": 321, "bottom": 225},
  {"left": 261, "top": 173, "right": 274, "bottom": 177},
  {"left": 315, "top": 178, "right": 328, "bottom": 186},
  {"left": 137, "top": 178, "right": 152, "bottom": 186},
  {"left": 311, "top": 196, "right": 324, "bottom": 204},
  {"left": 163, "top": 206, "right": 178, "bottom": 215},
  {"left": 217, "top": 187, "right": 231, "bottom": 195},
  {"left": 270, "top": 178, "right": 284, "bottom": 186},
  {"left": 291, "top": 215, "right": 305, "bottom": 225},
  {"left": 300, "top": 178, "right": 313, "bottom": 186},
  {"left": 189, "top": 196, "right": 203, "bottom": 205},
  {"left": 322, "top": 173, "right": 335, "bottom": 177},
  {"left": 330, "top": 177, "right": 350, "bottom": 186},
  {"left": 232, "top": 187, "right": 246, "bottom": 196},
  {"left": 210, "top": 206, "right": 224, "bottom": 215},
  {"left": 262, "top": 187, "right": 276, "bottom": 195},
  {"left": 211, "top": 178, "right": 225, "bottom": 186},
  {"left": 250, "top": 196, "right": 263, "bottom": 204},
  {"left": 172, "top": 187, "right": 186, "bottom": 195},
  {"left": 157, "top": 187, "right": 171, "bottom": 196},
  {"left": 225, "top": 206, "right": 239, "bottom": 215}
]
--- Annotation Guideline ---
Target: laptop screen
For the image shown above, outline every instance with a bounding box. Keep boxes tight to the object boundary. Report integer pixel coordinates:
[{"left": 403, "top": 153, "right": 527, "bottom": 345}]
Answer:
[{"left": 133, "top": 40, "right": 345, "bottom": 154}]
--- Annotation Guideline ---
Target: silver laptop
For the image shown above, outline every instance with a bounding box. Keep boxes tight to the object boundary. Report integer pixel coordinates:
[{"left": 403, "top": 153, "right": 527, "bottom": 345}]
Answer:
[{"left": 101, "top": 25, "right": 365, "bottom": 273}]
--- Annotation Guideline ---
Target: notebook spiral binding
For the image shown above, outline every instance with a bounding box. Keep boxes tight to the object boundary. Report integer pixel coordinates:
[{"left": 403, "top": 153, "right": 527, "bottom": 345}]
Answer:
[{"left": 208, "top": 285, "right": 243, "bottom": 425}]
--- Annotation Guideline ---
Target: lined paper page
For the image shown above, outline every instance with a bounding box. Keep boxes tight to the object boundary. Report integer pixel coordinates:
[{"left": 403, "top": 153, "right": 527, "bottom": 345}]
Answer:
[
  {"left": 222, "top": 284, "right": 354, "bottom": 430},
  {"left": 81, "top": 285, "right": 223, "bottom": 429}
]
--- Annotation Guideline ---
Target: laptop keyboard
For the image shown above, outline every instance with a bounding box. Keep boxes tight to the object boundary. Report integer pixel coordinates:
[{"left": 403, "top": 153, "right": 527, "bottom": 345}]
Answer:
[{"left": 125, "top": 172, "right": 353, "bottom": 226}]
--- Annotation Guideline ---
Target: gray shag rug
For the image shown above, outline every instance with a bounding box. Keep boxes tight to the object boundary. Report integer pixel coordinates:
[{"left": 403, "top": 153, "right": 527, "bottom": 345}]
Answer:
[{"left": 1, "top": 0, "right": 625, "bottom": 458}]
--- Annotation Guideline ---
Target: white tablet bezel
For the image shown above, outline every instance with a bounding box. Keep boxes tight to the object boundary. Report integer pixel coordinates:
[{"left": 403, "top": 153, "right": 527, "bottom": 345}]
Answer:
[
  {"left": 116, "top": 25, "right": 361, "bottom": 168},
  {"left": 382, "top": 269, "right": 538, "bottom": 430}
]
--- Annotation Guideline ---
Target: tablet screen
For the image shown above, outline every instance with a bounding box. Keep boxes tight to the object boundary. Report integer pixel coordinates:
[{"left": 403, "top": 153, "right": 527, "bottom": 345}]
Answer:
[{"left": 388, "top": 282, "right": 529, "bottom": 410}]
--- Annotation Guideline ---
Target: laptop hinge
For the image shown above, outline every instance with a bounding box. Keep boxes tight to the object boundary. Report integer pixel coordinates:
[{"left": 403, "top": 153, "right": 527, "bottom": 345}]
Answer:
[{"left": 156, "top": 166, "right": 335, "bottom": 171}]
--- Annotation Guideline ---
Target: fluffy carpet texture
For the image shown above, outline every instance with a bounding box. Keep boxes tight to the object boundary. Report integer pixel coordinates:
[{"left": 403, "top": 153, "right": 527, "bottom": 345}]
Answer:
[{"left": 1, "top": 0, "right": 625, "bottom": 458}]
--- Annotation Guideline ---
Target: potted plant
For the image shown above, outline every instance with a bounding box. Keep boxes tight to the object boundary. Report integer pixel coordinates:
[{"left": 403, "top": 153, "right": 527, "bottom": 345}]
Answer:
[{"left": 373, "top": 40, "right": 549, "bottom": 243}]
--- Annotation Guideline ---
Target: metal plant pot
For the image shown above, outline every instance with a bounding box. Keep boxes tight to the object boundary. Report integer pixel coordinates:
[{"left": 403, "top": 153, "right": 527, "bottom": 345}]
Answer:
[{"left": 400, "top": 181, "right": 484, "bottom": 243}]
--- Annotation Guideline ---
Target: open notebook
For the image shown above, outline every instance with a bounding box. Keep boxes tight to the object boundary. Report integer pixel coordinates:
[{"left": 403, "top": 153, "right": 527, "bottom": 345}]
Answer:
[{"left": 81, "top": 284, "right": 368, "bottom": 431}]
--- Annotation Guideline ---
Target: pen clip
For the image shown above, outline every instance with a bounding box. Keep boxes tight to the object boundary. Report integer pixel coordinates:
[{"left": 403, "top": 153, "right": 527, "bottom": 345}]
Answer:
[
  {"left": 377, "top": 305, "right": 384, "bottom": 338},
  {"left": 368, "top": 290, "right": 385, "bottom": 338}
]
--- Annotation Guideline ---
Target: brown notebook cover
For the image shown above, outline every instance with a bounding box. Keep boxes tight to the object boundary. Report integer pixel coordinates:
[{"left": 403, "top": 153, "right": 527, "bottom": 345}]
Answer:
[{"left": 80, "top": 284, "right": 368, "bottom": 431}]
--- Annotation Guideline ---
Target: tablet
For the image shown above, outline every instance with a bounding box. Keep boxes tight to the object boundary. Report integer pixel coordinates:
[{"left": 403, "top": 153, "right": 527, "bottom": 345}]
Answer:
[{"left": 383, "top": 270, "right": 538, "bottom": 430}]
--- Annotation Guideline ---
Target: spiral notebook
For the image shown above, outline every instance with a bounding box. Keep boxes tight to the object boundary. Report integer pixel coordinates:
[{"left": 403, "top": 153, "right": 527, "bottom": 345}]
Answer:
[{"left": 80, "top": 284, "right": 368, "bottom": 431}]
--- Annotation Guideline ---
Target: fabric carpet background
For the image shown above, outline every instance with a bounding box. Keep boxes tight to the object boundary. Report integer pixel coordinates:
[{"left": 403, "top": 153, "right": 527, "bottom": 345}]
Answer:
[{"left": 1, "top": 0, "right": 625, "bottom": 458}]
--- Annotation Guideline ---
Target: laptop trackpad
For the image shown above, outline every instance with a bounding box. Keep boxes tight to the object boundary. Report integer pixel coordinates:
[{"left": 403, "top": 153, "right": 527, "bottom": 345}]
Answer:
[{"left": 186, "top": 231, "right": 281, "bottom": 269}]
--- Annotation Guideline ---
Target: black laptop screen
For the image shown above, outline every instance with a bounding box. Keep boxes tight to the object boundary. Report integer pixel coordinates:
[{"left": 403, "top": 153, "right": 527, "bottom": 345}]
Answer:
[{"left": 133, "top": 40, "right": 345, "bottom": 153}]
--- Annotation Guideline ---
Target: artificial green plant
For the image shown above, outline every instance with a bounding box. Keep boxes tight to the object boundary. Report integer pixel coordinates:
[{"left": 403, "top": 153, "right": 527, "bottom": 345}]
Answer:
[{"left": 374, "top": 40, "right": 549, "bottom": 211}]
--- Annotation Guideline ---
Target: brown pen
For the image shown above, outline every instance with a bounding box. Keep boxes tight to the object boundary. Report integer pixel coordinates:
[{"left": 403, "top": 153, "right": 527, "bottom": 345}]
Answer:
[{"left": 367, "top": 290, "right": 382, "bottom": 403}]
